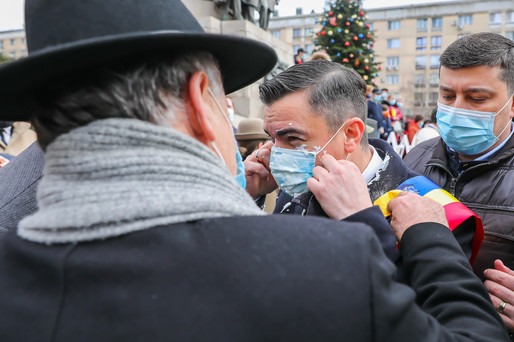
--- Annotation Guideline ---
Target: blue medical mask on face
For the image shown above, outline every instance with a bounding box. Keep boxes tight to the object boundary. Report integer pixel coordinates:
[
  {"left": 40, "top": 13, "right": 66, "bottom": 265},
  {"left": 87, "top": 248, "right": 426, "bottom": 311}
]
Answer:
[
  {"left": 374, "top": 95, "right": 382, "bottom": 102},
  {"left": 207, "top": 88, "right": 246, "bottom": 189},
  {"left": 437, "top": 95, "right": 513, "bottom": 156},
  {"left": 269, "top": 121, "right": 349, "bottom": 196},
  {"left": 389, "top": 100, "right": 396, "bottom": 106}
]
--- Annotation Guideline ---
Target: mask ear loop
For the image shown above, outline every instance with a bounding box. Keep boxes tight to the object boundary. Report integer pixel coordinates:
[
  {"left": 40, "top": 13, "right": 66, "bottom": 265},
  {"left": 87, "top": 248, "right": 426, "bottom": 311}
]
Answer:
[
  {"left": 316, "top": 120, "right": 352, "bottom": 161},
  {"left": 494, "top": 93, "right": 514, "bottom": 138}
]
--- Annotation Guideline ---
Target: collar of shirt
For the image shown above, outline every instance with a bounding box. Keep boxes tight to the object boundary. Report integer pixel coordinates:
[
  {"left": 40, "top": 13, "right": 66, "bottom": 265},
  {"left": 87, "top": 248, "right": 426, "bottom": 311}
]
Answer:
[{"left": 362, "top": 146, "right": 384, "bottom": 183}]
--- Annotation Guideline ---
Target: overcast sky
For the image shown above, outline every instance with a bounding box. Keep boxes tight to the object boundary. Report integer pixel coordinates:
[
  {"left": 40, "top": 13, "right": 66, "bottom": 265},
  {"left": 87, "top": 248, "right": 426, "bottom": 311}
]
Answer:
[{"left": 0, "top": 0, "right": 461, "bottom": 31}]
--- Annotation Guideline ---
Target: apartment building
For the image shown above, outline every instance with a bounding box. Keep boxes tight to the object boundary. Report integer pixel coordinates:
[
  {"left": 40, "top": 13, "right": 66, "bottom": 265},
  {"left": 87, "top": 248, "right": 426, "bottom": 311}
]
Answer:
[
  {"left": 270, "top": 0, "right": 514, "bottom": 116},
  {"left": 0, "top": 29, "right": 26, "bottom": 60}
]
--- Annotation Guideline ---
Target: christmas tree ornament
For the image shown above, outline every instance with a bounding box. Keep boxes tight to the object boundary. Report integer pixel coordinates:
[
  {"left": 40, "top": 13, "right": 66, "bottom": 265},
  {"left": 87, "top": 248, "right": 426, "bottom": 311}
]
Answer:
[
  {"left": 367, "top": 34, "right": 371, "bottom": 38},
  {"left": 344, "top": 29, "right": 349, "bottom": 33},
  {"left": 337, "top": 14, "right": 343, "bottom": 19},
  {"left": 345, "top": 22, "right": 350, "bottom": 26},
  {"left": 343, "top": 58, "right": 349, "bottom": 62},
  {"left": 360, "top": 11, "right": 364, "bottom": 16},
  {"left": 322, "top": 31, "right": 326, "bottom": 35},
  {"left": 358, "top": 34, "right": 363, "bottom": 38},
  {"left": 345, "top": 41, "right": 350, "bottom": 46},
  {"left": 365, "top": 66, "right": 369, "bottom": 70},
  {"left": 337, "top": 52, "right": 341, "bottom": 56},
  {"left": 378, "top": 66, "right": 382, "bottom": 70},
  {"left": 328, "top": 30, "right": 333, "bottom": 35},
  {"left": 364, "top": 58, "right": 369, "bottom": 63},
  {"left": 358, "top": 22, "right": 363, "bottom": 27},
  {"left": 363, "top": 75, "right": 369, "bottom": 80},
  {"left": 355, "top": 60, "right": 360, "bottom": 66},
  {"left": 349, "top": 53, "right": 354, "bottom": 58},
  {"left": 351, "top": 14, "right": 357, "bottom": 18},
  {"left": 337, "top": 28, "right": 342, "bottom": 32},
  {"left": 358, "top": 49, "right": 362, "bottom": 53},
  {"left": 366, "top": 24, "right": 370, "bottom": 28},
  {"left": 329, "top": 11, "right": 333, "bottom": 15}
]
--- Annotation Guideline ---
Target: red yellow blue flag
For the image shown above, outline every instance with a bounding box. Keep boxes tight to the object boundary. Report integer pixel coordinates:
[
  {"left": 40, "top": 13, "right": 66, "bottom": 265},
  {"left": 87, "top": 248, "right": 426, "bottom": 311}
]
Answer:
[{"left": 373, "top": 176, "right": 484, "bottom": 264}]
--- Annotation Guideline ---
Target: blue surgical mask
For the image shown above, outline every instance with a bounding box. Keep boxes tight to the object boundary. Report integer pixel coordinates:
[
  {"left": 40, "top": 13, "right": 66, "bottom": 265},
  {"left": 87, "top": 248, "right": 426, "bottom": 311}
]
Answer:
[
  {"left": 397, "top": 102, "right": 403, "bottom": 109},
  {"left": 269, "top": 121, "right": 349, "bottom": 196},
  {"left": 437, "top": 95, "right": 513, "bottom": 155},
  {"left": 374, "top": 95, "right": 382, "bottom": 102},
  {"left": 208, "top": 88, "right": 246, "bottom": 189},
  {"left": 389, "top": 100, "right": 396, "bottom": 106}
]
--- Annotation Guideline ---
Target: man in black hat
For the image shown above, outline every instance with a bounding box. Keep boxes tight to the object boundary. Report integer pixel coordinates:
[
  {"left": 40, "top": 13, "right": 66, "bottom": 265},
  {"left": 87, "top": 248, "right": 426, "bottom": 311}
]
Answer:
[{"left": 0, "top": 0, "right": 509, "bottom": 341}]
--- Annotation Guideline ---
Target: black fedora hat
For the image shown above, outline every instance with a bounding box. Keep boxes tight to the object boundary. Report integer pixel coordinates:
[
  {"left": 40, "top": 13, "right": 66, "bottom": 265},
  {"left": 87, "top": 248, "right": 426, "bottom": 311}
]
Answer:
[{"left": 0, "top": 0, "right": 278, "bottom": 120}]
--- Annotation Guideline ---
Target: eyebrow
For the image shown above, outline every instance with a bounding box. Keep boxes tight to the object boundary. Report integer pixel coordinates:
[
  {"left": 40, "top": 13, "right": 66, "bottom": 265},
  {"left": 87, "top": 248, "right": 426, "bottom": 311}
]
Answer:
[
  {"left": 264, "top": 127, "right": 306, "bottom": 137},
  {"left": 439, "top": 85, "right": 495, "bottom": 94}
]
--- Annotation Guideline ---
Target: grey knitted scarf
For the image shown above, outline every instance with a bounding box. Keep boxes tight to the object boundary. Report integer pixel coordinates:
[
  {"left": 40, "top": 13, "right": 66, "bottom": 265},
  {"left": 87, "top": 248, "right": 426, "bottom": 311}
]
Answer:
[{"left": 19, "top": 118, "right": 264, "bottom": 244}]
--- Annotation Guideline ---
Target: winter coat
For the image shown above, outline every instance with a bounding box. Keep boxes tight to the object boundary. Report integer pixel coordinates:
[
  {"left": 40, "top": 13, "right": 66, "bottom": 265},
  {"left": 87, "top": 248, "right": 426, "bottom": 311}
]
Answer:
[
  {"left": 0, "top": 214, "right": 508, "bottom": 341},
  {"left": 404, "top": 135, "right": 514, "bottom": 279}
]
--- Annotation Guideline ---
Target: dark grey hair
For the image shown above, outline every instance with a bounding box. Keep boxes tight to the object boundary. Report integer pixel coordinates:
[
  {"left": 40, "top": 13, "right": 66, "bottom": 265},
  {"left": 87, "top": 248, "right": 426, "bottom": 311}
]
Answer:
[
  {"left": 32, "top": 51, "right": 223, "bottom": 149},
  {"left": 259, "top": 60, "right": 368, "bottom": 147},
  {"left": 440, "top": 32, "right": 514, "bottom": 94}
]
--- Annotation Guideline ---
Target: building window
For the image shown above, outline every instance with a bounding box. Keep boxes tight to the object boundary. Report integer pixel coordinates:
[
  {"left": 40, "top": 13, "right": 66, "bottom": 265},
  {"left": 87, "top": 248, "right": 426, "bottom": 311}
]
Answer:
[
  {"left": 386, "top": 75, "right": 399, "bottom": 85},
  {"left": 428, "top": 92, "right": 439, "bottom": 106},
  {"left": 416, "top": 37, "right": 427, "bottom": 51},
  {"left": 430, "top": 55, "right": 440, "bottom": 69},
  {"left": 431, "top": 36, "right": 442, "bottom": 50},
  {"left": 10, "top": 39, "right": 15, "bottom": 45},
  {"left": 417, "top": 19, "right": 428, "bottom": 32},
  {"left": 21, "top": 38, "right": 25, "bottom": 44},
  {"left": 304, "top": 27, "right": 314, "bottom": 37},
  {"left": 10, "top": 51, "right": 16, "bottom": 58},
  {"left": 429, "top": 73, "right": 440, "bottom": 87},
  {"left": 296, "top": 7, "right": 302, "bottom": 15},
  {"left": 304, "top": 44, "right": 314, "bottom": 54},
  {"left": 386, "top": 57, "right": 400, "bottom": 70},
  {"left": 432, "top": 17, "right": 442, "bottom": 31},
  {"left": 507, "top": 11, "right": 514, "bottom": 23},
  {"left": 416, "top": 55, "right": 427, "bottom": 69},
  {"left": 271, "top": 30, "right": 281, "bottom": 38},
  {"left": 414, "top": 92, "right": 425, "bottom": 107},
  {"left": 458, "top": 15, "right": 473, "bottom": 26},
  {"left": 414, "top": 74, "right": 426, "bottom": 87},
  {"left": 489, "top": 12, "right": 502, "bottom": 25},
  {"left": 506, "top": 31, "right": 514, "bottom": 41},
  {"left": 293, "top": 28, "right": 302, "bottom": 38},
  {"left": 387, "top": 38, "right": 401, "bottom": 49},
  {"left": 388, "top": 20, "right": 401, "bottom": 30}
]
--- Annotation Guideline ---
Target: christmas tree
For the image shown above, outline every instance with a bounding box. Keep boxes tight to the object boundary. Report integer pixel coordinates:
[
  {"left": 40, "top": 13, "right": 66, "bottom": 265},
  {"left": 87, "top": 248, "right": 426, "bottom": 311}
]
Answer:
[{"left": 315, "top": 0, "right": 381, "bottom": 84}]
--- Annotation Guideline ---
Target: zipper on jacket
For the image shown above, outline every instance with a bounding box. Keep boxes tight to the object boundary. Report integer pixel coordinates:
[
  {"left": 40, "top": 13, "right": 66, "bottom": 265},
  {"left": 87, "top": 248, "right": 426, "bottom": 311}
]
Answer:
[{"left": 426, "top": 162, "right": 493, "bottom": 197}]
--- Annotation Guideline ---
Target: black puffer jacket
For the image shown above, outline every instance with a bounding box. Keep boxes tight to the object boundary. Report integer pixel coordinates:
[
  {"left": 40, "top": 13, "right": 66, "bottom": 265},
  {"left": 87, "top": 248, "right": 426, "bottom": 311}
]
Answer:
[{"left": 404, "top": 135, "right": 514, "bottom": 280}]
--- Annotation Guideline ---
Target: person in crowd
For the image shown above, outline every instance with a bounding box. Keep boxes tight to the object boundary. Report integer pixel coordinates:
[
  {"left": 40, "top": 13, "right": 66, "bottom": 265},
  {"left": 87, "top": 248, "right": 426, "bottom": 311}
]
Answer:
[
  {"left": 235, "top": 118, "right": 269, "bottom": 162},
  {"left": 406, "top": 114, "right": 424, "bottom": 144},
  {"left": 0, "top": 1, "right": 509, "bottom": 341},
  {"left": 245, "top": 60, "right": 483, "bottom": 275},
  {"left": 411, "top": 108, "right": 439, "bottom": 146},
  {"left": 0, "top": 142, "right": 44, "bottom": 233},
  {"left": 235, "top": 118, "right": 276, "bottom": 212},
  {"left": 380, "top": 88, "right": 389, "bottom": 101},
  {"left": 403, "top": 32, "right": 514, "bottom": 336},
  {"left": 365, "top": 85, "right": 385, "bottom": 139},
  {"left": 0, "top": 121, "right": 37, "bottom": 157},
  {"left": 294, "top": 48, "right": 304, "bottom": 65},
  {"left": 309, "top": 50, "right": 331, "bottom": 61},
  {"left": 387, "top": 94, "right": 404, "bottom": 128}
]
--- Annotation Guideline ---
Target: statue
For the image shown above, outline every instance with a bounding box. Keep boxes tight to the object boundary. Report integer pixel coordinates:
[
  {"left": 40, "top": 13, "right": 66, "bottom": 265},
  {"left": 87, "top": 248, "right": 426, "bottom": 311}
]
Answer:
[{"left": 213, "top": 0, "right": 279, "bottom": 30}]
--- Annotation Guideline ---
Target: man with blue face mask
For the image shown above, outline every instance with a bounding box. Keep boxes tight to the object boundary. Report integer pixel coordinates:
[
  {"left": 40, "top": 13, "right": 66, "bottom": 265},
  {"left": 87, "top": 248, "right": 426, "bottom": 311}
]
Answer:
[
  {"left": 245, "top": 61, "right": 483, "bottom": 278},
  {"left": 404, "top": 32, "right": 514, "bottom": 336}
]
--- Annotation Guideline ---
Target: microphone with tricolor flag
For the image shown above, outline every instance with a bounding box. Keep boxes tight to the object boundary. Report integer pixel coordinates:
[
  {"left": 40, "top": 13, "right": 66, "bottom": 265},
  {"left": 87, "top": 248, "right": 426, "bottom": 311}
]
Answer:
[{"left": 373, "top": 176, "right": 484, "bottom": 264}]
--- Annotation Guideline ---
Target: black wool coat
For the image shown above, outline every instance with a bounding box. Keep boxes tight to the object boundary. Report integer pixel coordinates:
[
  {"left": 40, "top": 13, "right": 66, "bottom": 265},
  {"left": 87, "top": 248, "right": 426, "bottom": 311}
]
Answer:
[{"left": 0, "top": 214, "right": 508, "bottom": 341}]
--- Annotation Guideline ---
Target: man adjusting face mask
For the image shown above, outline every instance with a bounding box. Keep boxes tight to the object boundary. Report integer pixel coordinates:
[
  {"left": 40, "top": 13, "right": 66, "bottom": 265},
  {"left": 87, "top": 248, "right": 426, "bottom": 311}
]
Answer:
[{"left": 269, "top": 121, "right": 349, "bottom": 196}]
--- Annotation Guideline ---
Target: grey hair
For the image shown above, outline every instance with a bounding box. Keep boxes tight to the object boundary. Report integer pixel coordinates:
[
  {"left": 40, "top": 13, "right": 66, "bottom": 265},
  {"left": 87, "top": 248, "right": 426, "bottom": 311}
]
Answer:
[
  {"left": 259, "top": 60, "right": 368, "bottom": 147},
  {"left": 32, "top": 51, "right": 223, "bottom": 150},
  {"left": 440, "top": 32, "right": 514, "bottom": 94}
]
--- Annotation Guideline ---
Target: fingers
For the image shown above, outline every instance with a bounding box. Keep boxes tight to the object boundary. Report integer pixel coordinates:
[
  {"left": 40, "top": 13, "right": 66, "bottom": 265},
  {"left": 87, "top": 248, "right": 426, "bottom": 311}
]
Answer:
[
  {"left": 488, "top": 292, "right": 514, "bottom": 331},
  {"left": 494, "top": 259, "right": 514, "bottom": 275},
  {"left": 484, "top": 268, "right": 514, "bottom": 295},
  {"left": 244, "top": 160, "right": 270, "bottom": 179}
]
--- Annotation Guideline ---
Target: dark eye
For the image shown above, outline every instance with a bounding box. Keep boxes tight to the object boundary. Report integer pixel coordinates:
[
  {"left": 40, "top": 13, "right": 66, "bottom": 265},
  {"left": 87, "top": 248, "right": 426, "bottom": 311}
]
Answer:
[
  {"left": 287, "top": 136, "right": 300, "bottom": 142},
  {"left": 470, "top": 97, "right": 486, "bottom": 103},
  {"left": 441, "top": 95, "right": 454, "bottom": 101}
]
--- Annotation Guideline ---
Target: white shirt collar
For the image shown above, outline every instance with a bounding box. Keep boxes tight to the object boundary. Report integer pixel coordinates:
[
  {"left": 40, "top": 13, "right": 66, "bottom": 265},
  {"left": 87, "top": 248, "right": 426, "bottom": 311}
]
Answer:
[{"left": 362, "top": 146, "right": 384, "bottom": 183}]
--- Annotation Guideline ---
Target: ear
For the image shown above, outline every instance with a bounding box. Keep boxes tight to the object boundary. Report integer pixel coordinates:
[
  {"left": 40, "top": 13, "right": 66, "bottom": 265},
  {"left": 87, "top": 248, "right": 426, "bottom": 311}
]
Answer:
[
  {"left": 343, "top": 118, "right": 365, "bottom": 153},
  {"left": 184, "top": 71, "right": 216, "bottom": 145}
]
